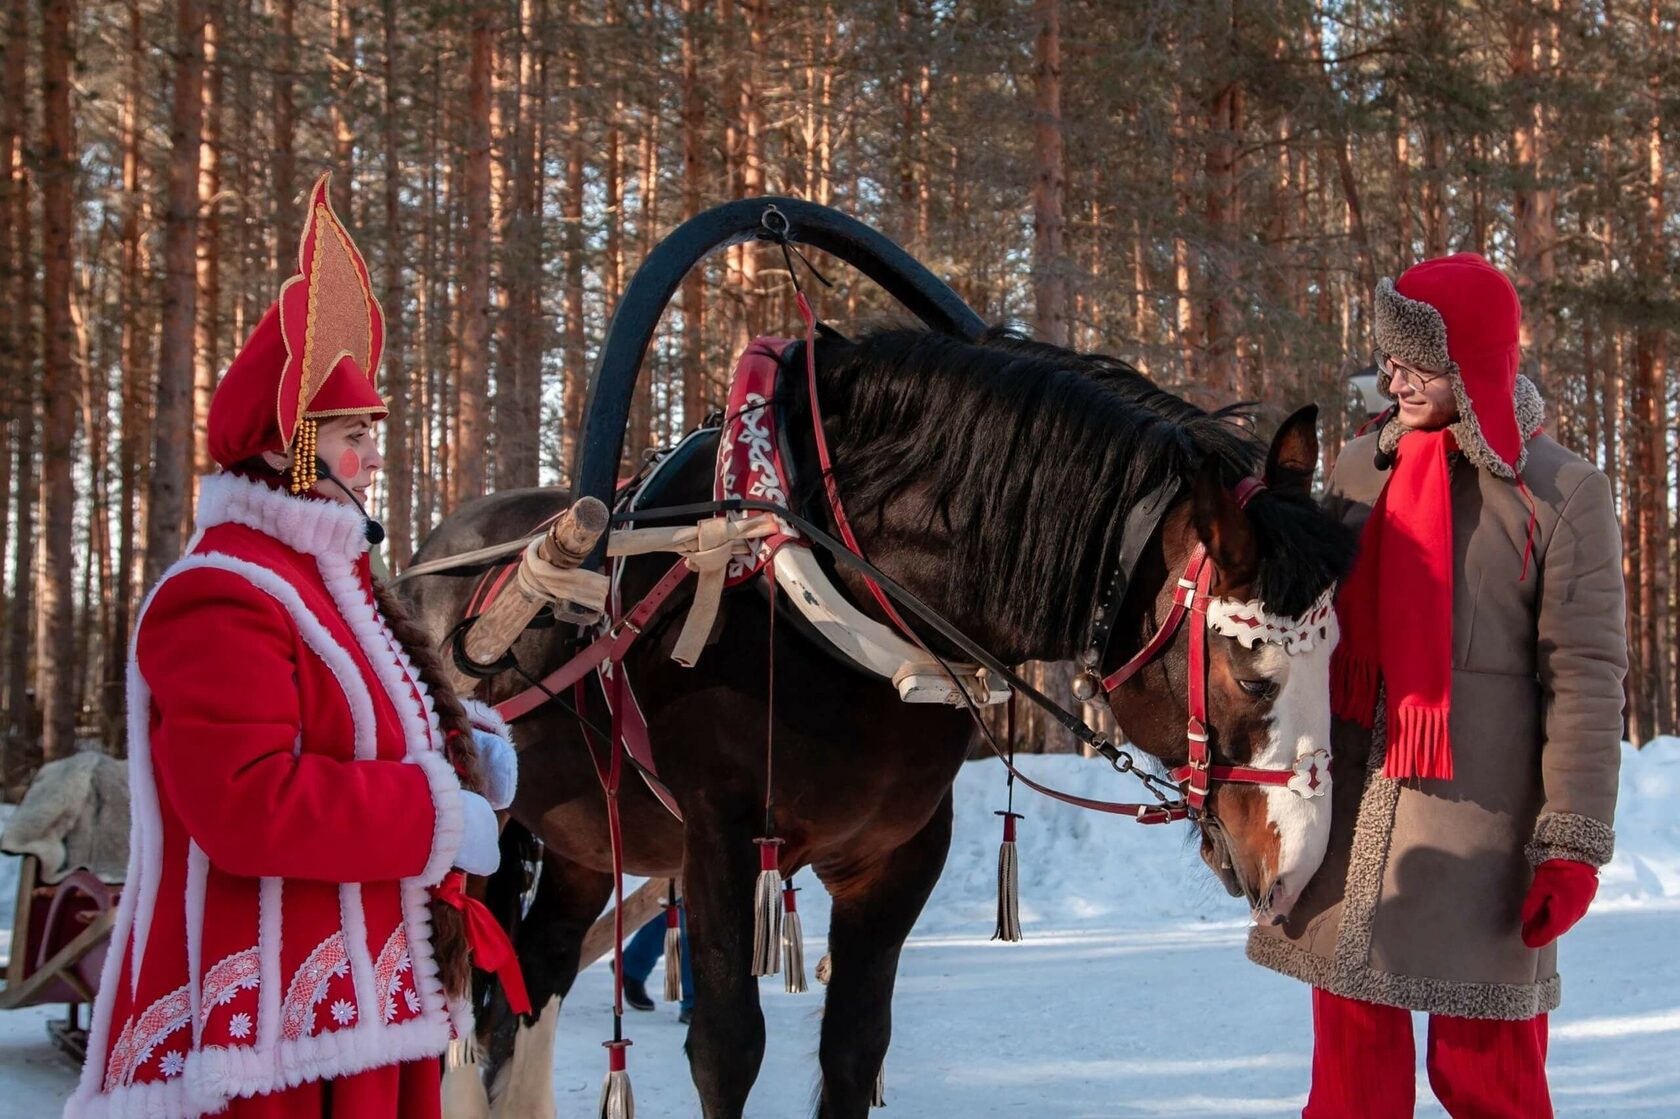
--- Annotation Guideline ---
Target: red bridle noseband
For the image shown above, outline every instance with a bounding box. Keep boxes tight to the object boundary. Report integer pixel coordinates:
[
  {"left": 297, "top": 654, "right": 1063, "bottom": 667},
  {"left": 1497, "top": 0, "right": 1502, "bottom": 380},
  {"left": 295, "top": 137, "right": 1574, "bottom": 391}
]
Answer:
[{"left": 1091, "top": 477, "right": 1331, "bottom": 814}]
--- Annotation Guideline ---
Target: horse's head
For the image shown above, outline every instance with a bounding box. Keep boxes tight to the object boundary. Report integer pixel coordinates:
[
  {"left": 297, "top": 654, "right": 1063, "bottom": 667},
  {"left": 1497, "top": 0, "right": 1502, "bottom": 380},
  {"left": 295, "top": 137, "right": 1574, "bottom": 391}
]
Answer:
[
  {"left": 1105, "top": 407, "right": 1353, "bottom": 925},
  {"left": 809, "top": 332, "right": 1355, "bottom": 921}
]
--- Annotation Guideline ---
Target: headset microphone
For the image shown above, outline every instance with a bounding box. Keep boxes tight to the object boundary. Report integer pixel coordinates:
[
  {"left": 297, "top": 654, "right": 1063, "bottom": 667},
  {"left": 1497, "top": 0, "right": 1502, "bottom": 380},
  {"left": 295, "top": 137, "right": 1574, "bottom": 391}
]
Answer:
[{"left": 314, "top": 457, "right": 386, "bottom": 546}]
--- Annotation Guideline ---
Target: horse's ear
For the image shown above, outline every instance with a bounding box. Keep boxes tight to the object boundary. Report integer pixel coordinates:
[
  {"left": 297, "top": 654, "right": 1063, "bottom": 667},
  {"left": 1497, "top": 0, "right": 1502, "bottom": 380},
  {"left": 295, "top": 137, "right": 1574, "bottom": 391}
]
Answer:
[
  {"left": 1265, "top": 404, "right": 1320, "bottom": 496},
  {"left": 1191, "top": 460, "right": 1259, "bottom": 590}
]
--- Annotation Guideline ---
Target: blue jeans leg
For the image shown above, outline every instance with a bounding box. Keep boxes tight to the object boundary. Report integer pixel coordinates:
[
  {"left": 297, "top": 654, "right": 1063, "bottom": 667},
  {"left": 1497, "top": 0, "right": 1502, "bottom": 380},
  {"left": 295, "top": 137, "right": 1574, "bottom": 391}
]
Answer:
[{"left": 620, "top": 907, "right": 666, "bottom": 984}]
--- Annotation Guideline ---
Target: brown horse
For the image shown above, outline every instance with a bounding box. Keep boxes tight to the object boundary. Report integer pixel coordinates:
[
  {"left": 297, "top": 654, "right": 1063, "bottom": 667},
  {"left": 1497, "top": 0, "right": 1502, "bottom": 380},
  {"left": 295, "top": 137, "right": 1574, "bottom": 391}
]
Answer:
[{"left": 402, "top": 327, "right": 1356, "bottom": 1118}]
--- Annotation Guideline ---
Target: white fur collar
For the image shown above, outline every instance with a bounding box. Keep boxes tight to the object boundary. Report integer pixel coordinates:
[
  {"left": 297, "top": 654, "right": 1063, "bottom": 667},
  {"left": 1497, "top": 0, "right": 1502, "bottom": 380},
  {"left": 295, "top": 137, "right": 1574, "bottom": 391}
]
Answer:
[{"left": 195, "top": 472, "right": 370, "bottom": 561}]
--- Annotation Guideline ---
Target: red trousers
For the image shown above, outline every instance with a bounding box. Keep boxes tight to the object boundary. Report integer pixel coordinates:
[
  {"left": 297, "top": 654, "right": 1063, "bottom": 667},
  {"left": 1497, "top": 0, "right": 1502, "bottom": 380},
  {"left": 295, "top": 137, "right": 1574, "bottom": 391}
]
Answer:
[{"left": 1304, "top": 988, "right": 1551, "bottom": 1119}]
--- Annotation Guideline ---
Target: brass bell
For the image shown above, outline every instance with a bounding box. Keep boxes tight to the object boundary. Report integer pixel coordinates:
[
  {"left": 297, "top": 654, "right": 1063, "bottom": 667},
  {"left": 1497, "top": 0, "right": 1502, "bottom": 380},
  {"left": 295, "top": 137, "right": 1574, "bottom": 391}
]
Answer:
[{"left": 1071, "top": 670, "right": 1100, "bottom": 702}]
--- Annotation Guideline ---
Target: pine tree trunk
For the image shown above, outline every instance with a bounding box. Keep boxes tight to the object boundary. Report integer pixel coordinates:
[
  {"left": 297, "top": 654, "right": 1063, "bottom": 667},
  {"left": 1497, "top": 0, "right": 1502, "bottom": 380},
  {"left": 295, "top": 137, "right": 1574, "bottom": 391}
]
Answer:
[
  {"left": 146, "top": 0, "right": 206, "bottom": 588},
  {"left": 680, "top": 0, "right": 707, "bottom": 431},
  {"left": 2, "top": 0, "right": 36, "bottom": 792},
  {"left": 605, "top": 0, "right": 631, "bottom": 462},
  {"left": 0, "top": 0, "right": 20, "bottom": 627},
  {"left": 109, "top": 0, "right": 150, "bottom": 759},
  {"left": 561, "top": 6, "right": 587, "bottom": 485},
  {"left": 1031, "top": 0, "right": 1067, "bottom": 347},
  {"left": 1202, "top": 3, "right": 1241, "bottom": 397},
  {"left": 735, "top": 0, "right": 762, "bottom": 354},
  {"left": 192, "top": 0, "right": 224, "bottom": 495},
  {"left": 1634, "top": 0, "right": 1668, "bottom": 734},
  {"left": 272, "top": 0, "right": 297, "bottom": 275},
  {"left": 455, "top": 0, "right": 494, "bottom": 505},
  {"left": 38, "top": 0, "right": 81, "bottom": 762},
  {"left": 381, "top": 0, "right": 412, "bottom": 565},
  {"left": 331, "top": 0, "right": 354, "bottom": 216}
]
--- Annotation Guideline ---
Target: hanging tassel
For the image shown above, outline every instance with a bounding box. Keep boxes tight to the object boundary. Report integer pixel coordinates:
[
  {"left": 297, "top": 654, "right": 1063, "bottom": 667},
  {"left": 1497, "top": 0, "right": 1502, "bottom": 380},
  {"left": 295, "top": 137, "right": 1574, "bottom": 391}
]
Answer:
[
  {"left": 661, "top": 883, "right": 683, "bottom": 1004},
  {"left": 782, "top": 880, "right": 807, "bottom": 993},
  {"left": 872, "top": 1061, "right": 886, "bottom": 1108},
  {"left": 993, "top": 810, "right": 1023, "bottom": 942},
  {"left": 751, "top": 837, "right": 784, "bottom": 976},
  {"left": 440, "top": 1036, "right": 491, "bottom": 1119},
  {"left": 598, "top": 1039, "right": 635, "bottom": 1119}
]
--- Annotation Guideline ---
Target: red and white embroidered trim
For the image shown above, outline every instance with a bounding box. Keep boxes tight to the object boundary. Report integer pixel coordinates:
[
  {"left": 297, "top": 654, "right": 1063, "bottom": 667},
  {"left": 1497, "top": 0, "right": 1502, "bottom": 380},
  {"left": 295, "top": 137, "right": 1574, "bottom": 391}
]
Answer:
[
  {"left": 200, "top": 947, "right": 261, "bottom": 1027},
  {"left": 105, "top": 984, "right": 191, "bottom": 1090},
  {"left": 280, "top": 932, "right": 351, "bottom": 1041}
]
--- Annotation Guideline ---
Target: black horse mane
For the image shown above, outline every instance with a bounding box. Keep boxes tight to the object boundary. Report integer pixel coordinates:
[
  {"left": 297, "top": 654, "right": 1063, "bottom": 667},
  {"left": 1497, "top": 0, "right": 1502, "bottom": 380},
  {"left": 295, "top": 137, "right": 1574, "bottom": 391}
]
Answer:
[{"left": 810, "top": 325, "right": 1355, "bottom": 654}]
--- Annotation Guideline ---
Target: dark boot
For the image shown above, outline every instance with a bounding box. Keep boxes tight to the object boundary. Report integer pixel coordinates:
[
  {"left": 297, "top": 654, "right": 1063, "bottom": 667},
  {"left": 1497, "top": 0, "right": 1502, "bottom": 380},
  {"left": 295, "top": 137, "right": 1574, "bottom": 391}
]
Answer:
[{"left": 613, "top": 964, "right": 656, "bottom": 1012}]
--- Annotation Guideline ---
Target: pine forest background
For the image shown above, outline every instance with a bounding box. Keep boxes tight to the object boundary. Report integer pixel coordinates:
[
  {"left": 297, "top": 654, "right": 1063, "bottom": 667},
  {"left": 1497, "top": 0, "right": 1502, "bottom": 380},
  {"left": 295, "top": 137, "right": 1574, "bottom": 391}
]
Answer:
[{"left": 1, "top": 0, "right": 1677, "bottom": 793}]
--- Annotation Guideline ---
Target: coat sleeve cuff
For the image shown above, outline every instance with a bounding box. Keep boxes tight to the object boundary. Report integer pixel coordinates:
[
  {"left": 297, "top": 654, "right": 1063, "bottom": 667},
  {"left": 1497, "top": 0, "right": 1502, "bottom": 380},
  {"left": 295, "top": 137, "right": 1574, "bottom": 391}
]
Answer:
[
  {"left": 1525, "top": 811, "right": 1616, "bottom": 869},
  {"left": 409, "top": 750, "right": 464, "bottom": 885},
  {"left": 459, "top": 699, "right": 517, "bottom": 810},
  {"left": 460, "top": 698, "right": 513, "bottom": 741}
]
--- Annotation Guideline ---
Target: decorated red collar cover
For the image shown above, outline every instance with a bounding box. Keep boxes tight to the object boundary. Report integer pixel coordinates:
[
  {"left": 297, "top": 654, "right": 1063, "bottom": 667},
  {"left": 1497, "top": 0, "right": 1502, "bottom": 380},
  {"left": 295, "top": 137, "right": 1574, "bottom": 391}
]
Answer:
[{"left": 713, "top": 337, "right": 802, "bottom": 586}]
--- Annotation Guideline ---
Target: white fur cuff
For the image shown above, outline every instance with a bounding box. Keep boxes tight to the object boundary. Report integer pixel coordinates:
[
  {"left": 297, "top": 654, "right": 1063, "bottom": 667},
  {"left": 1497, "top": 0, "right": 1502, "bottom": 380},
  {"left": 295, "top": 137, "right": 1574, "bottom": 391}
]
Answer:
[
  {"left": 408, "top": 750, "right": 464, "bottom": 887},
  {"left": 460, "top": 698, "right": 513, "bottom": 742}
]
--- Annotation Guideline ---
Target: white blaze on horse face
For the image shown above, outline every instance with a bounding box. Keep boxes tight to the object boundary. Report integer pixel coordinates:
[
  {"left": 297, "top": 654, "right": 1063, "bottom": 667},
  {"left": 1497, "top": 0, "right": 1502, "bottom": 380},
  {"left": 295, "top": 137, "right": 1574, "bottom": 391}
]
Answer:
[{"left": 1250, "top": 617, "right": 1338, "bottom": 917}]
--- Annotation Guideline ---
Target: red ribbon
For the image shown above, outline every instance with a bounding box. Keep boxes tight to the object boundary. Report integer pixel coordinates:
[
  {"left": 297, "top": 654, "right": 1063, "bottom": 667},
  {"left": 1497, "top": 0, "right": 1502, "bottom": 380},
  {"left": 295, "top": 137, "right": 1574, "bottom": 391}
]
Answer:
[{"left": 432, "top": 870, "right": 532, "bottom": 1016}]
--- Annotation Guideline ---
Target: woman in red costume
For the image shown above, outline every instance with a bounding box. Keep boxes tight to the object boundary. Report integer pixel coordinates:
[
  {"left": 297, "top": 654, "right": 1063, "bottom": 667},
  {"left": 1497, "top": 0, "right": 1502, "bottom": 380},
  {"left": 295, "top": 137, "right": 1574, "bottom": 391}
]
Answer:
[{"left": 65, "top": 173, "right": 518, "bottom": 1119}]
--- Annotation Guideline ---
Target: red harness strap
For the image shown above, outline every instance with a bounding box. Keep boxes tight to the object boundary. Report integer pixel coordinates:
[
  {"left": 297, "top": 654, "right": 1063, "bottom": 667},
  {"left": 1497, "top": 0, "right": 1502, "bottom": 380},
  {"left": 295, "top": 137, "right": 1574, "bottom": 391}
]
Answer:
[
  {"left": 1174, "top": 558, "right": 1218, "bottom": 810},
  {"left": 494, "top": 559, "right": 693, "bottom": 723},
  {"left": 796, "top": 292, "right": 919, "bottom": 641},
  {"left": 1100, "top": 546, "right": 1208, "bottom": 693}
]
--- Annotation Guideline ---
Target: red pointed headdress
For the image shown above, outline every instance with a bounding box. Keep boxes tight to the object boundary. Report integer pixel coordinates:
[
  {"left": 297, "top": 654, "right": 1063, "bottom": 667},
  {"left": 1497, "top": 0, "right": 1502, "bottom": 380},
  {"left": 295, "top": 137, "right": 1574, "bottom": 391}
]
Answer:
[{"left": 208, "top": 172, "right": 387, "bottom": 490}]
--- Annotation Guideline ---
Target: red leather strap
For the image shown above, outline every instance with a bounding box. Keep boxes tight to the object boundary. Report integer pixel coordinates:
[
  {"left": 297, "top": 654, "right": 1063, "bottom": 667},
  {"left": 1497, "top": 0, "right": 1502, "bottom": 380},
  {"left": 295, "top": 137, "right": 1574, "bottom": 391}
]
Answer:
[
  {"left": 494, "top": 559, "right": 693, "bottom": 723},
  {"left": 1181, "top": 558, "right": 1217, "bottom": 810},
  {"left": 797, "top": 292, "right": 918, "bottom": 641},
  {"left": 1102, "top": 547, "right": 1208, "bottom": 693},
  {"left": 602, "top": 664, "right": 684, "bottom": 819}
]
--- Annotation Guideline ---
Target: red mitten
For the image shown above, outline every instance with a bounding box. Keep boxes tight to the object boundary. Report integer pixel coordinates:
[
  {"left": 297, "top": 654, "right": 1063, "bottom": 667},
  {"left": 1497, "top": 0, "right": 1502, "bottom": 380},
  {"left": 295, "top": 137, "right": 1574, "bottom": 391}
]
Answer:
[{"left": 1520, "top": 859, "right": 1599, "bottom": 948}]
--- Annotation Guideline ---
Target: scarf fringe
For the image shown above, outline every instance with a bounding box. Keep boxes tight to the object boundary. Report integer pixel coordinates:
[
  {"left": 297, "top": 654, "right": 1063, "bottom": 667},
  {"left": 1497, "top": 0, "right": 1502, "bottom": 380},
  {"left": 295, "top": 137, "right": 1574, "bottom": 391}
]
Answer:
[
  {"left": 1331, "top": 646, "right": 1380, "bottom": 727},
  {"left": 1384, "top": 703, "right": 1453, "bottom": 781}
]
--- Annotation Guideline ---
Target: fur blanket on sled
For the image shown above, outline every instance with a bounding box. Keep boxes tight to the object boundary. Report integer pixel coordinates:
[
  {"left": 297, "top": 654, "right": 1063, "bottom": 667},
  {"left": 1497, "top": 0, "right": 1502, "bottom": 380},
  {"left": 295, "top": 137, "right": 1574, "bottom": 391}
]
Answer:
[{"left": 1, "top": 752, "right": 129, "bottom": 884}]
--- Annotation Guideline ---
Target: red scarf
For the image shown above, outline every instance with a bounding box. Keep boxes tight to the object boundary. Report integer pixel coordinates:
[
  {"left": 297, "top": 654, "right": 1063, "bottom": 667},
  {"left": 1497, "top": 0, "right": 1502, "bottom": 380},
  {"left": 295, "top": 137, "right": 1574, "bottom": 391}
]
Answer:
[{"left": 1331, "top": 427, "right": 1456, "bottom": 780}]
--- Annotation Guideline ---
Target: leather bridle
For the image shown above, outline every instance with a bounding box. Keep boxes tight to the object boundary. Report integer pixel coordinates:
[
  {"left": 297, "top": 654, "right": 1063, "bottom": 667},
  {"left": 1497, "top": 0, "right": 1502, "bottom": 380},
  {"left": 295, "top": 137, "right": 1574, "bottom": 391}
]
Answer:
[{"left": 1078, "top": 476, "right": 1331, "bottom": 815}]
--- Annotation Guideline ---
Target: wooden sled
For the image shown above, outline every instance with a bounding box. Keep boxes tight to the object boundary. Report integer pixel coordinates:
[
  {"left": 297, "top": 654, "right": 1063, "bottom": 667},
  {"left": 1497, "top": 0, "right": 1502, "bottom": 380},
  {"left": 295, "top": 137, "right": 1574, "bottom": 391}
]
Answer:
[{"left": 0, "top": 853, "right": 120, "bottom": 1062}]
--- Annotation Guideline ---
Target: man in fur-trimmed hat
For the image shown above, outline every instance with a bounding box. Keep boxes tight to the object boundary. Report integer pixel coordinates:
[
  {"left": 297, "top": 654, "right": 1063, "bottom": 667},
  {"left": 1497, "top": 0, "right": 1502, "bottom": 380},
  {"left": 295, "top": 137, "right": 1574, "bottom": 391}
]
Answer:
[{"left": 1248, "top": 253, "right": 1628, "bottom": 1118}]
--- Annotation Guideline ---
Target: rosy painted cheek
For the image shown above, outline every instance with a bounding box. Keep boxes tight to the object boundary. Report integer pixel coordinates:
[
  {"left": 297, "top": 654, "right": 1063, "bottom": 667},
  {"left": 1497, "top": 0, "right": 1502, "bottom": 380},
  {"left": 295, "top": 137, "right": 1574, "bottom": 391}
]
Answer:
[{"left": 335, "top": 449, "right": 361, "bottom": 478}]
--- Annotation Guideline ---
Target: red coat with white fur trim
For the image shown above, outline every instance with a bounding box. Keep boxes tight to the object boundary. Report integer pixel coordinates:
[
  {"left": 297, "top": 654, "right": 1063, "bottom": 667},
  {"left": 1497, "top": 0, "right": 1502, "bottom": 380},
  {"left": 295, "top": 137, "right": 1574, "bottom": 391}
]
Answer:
[{"left": 65, "top": 473, "right": 469, "bottom": 1119}]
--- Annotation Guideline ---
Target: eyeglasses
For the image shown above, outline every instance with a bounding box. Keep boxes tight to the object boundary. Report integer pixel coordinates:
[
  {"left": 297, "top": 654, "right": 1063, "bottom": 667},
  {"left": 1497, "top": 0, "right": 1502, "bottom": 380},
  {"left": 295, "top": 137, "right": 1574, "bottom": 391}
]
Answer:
[{"left": 1378, "top": 353, "right": 1445, "bottom": 392}]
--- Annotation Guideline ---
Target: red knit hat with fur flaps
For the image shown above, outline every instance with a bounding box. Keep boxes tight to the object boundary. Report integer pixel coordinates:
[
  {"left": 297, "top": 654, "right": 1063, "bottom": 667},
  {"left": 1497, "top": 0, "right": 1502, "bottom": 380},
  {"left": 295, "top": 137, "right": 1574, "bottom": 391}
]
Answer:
[{"left": 1372, "top": 252, "right": 1543, "bottom": 479}]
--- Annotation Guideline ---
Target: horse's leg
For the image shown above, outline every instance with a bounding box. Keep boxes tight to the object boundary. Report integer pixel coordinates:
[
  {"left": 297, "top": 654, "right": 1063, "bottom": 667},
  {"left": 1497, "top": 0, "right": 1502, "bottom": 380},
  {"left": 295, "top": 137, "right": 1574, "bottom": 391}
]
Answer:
[
  {"left": 682, "top": 798, "right": 768, "bottom": 1119},
  {"left": 484, "top": 849, "right": 614, "bottom": 1119},
  {"left": 813, "top": 791, "right": 954, "bottom": 1119}
]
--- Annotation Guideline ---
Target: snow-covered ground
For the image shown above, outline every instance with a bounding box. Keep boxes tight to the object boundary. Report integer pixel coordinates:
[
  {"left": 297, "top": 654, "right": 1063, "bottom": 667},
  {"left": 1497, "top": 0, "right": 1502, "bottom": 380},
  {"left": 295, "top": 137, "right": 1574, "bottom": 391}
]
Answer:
[{"left": 4, "top": 742, "right": 1678, "bottom": 1117}]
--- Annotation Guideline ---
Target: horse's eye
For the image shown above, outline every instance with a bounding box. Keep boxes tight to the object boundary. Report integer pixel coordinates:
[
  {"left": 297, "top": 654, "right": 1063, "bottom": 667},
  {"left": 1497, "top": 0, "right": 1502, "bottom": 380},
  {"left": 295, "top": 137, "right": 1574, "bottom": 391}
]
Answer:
[{"left": 1238, "top": 678, "right": 1280, "bottom": 700}]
